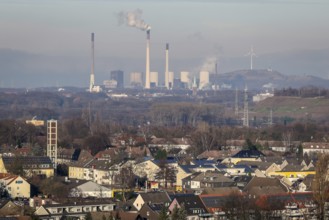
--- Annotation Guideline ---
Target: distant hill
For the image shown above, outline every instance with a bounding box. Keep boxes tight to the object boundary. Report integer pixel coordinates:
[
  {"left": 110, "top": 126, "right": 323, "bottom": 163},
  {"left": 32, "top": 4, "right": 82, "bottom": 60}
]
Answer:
[{"left": 211, "top": 69, "right": 329, "bottom": 90}]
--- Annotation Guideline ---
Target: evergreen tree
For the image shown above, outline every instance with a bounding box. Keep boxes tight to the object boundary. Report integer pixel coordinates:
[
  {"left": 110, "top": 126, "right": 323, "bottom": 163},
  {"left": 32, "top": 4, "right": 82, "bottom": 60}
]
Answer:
[
  {"left": 159, "top": 205, "right": 170, "bottom": 220},
  {"left": 171, "top": 204, "right": 180, "bottom": 220},
  {"left": 85, "top": 212, "right": 93, "bottom": 220},
  {"left": 171, "top": 204, "right": 187, "bottom": 220},
  {"left": 177, "top": 204, "right": 187, "bottom": 220}
]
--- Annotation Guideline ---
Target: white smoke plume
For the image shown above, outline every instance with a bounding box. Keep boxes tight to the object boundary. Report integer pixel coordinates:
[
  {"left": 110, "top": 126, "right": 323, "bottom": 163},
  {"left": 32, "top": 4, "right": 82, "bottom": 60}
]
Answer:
[
  {"left": 200, "top": 56, "right": 217, "bottom": 73},
  {"left": 117, "top": 9, "right": 151, "bottom": 31}
]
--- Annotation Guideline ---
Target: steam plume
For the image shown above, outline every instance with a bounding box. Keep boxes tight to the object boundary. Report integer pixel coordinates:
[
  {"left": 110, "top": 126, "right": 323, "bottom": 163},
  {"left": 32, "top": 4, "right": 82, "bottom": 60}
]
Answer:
[{"left": 118, "top": 9, "right": 151, "bottom": 31}]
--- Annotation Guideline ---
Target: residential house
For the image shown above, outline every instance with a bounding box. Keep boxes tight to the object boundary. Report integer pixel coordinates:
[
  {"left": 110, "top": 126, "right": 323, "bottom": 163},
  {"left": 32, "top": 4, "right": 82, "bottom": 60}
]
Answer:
[
  {"left": 223, "top": 164, "right": 254, "bottom": 176},
  {"left": 169, "top": 194, "right": 211, "bottom": 220},
  {"left": 223, "top": 139, "right": 245, "bottom": 151},
  {"left": 270, "top": 164, "right": 315, "bottom": 181},
  {"left": 139, "top": 203, "right": 166, "bottom": 220},
  {"left": 182, "top": 171, "right": 234, "bottom": 190},
  {"left": 125, "top": 146, "right": 151, "bottom": 159},
  {"left": 29, "top": 196, "right": 53, "bottom": 209},
  {"left": 133, "top": 192, "right": 171, "bottom": 211},
  {"left": 132, "top": 159, "right": 160, "bottom": 182},
  {"left": 202, "top": 186, "right": 240, "bottom": 195},
  {"left": 199, "top": 192, "right": 243, "bottom": 218},
  {"left": 94, "top": 147, "right": 120, "bottom": 162},
  {"left": 69, "top": 181, "right": 112, "bottom": 198},
  {"left": 0, "top": 200, "right": 24, "bottom": 217},
  {"left": 197, "top": 150, "right": 238, "bottom": 160},
  {"left": 57, "top": 148, "right": 93, "bottom": 165},
  {"left": 0, "top": 156, "right": 54, "bottom": 178},
  {"left": 0, "top": 174, "right": 30, "bottom": 198},
  {"left": 149, "top": 137, "right": 191, "bottom": 151},
  {"left": 302, "top": 142, "right": 329, "bottom": 156},
  {"left": 68, "top": 159, "right": 116, "bottom": 185},
  {"left": 236, "top": 161, "right": 281, "bottom": 177},
  {"left": 221, "top": 149, "right": 264, "bottom": 164},
  {"left": 243, "top": 176, "right": 289, "bottom": 197},
  {"left": 175, "top": 164, "right": 220, "bottom": 192},
  {"left": 34, "top": 200, "right": 115, "bottom": 220}
]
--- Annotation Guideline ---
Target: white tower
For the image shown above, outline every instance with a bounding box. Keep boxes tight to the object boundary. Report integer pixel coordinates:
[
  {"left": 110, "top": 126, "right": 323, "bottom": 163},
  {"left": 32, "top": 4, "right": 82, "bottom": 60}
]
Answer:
[
  {"left": 145, "top": 29, "right": 151, "bottom": 89},
  {"left": 89, "top": 33, "right": 95, "bottom": 92},
  {"left": 165, "top": 43, "right": 169, "bottom": 89},
  {"left": 47, "top": 119, "right": 58, "bottom": 167}
]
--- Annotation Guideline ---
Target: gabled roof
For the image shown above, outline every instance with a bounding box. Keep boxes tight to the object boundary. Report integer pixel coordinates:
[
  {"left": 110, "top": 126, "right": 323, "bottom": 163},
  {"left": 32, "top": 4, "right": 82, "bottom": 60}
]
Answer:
[
  {"left": 2, "top": 156, "right": 54, "bottom": 169},
  {"left": 94, "top": 148, "right": 119, "bottom": 160},
  {"left": 83, "top": 159, "right": 112, "bottom": 170},
  {"left": 202, "top": 187, "right": 240, "bottom": 195},
  {"left": 262, "top": 156, "right": 285, "bottom": 165},
  {"left": 244, "top": 176, "right": 288, "bottom": 193},
  {"left": 236, "top": 161, "right": 274, "bottom": 171},
  {"left": 138, "top": 192, "right": 171, "bottom": 204},
  {"left": 280, "top": 164, "right": 304, "bottom": 172},
  {"left": 183, "top": 171, "right": 234, "bottom": 184},
  {"left": 74, "top": 181, "right": 111, "bottom": 192},
  {"left": 179, "top": 165, "right": 207, "bottom": 174},
  {"left": 172, "top": 195, "right": 208, "bottom": 215},
  {"left": 232, "top": 149, "right": 265, "bottom": 158},
  {"left": 191, "top": 159, "right": 217, "bottom": 166}
]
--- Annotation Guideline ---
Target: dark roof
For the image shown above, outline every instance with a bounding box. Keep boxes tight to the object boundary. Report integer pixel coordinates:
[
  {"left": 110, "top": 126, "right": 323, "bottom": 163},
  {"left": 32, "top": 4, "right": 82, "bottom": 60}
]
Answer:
[
  {"left": 232, "top": 149, "right": 265, "bottom": 158},
  {"left": 2, "top": 156, "right": 54, "bottom": 168},
  {"left": 233, "top": 164, "right": 255, "bottom": 173},
  {"left": 260, "top": 192, "right": 314, "bottom": 209},
  {"left": 199, "top": 194, "right": 239, "bottom": 209},
  {"left": 236, "top": 161, "right": 274, "bottom": 171},
  {"left": 139, "top": 192, "right": 171, "bottom": 204},
  {"left": 179, "top": 165, "right": 199, "bottom": 173},
  {"left": 202, "top": 187, "right": 240, "bottom": 195},
  {"left": 173, "top": 195, "right": 208, "bottom": 215},
  {"left": 192, "top": 159, "right": 217, "bottom": 166},
  {"left": 244, "top": 177, "right": 288, "bottom": 193}
]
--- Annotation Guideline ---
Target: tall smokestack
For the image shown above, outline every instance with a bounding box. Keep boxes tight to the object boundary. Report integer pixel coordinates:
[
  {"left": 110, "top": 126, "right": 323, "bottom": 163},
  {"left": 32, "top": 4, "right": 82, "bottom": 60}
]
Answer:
[
  {"left": 89, "top": 32, "right": 95, "bottom": 92},
  {"left": 165, "top": 43, "right": 169, "bottom": 89},
  {"left": 145, "top": 29, "right": 151, "bottom": 89}
]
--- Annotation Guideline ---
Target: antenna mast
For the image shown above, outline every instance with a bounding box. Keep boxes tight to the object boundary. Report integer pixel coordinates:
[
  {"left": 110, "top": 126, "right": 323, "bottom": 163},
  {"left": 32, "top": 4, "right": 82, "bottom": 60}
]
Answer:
[
  {"left": 235, "top": 88, "right": 239, "bottom": 115},
  {"left": 243, "top": 86, "right": 249, "bottom": 127}
]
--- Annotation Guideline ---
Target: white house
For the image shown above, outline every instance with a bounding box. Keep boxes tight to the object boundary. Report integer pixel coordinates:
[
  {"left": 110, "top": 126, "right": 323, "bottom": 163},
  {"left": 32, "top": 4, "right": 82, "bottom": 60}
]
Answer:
[{"left": 0, "top": 174, "right": 30, "bottom": 198}]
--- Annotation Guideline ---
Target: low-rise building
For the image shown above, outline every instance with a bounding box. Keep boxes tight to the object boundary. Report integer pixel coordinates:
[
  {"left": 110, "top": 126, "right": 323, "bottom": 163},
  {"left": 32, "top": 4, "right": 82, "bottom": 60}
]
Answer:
[
  {"left": 0, "top": 156, "right": 55, "bottom": 178},
  {"left": 0, "top": 173, "right": 30, "bottom": 198}
]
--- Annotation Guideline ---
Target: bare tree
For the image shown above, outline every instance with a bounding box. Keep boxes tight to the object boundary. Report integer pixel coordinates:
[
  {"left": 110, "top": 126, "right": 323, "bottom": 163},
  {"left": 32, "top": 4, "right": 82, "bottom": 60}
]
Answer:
[{"left": 313, "top": 153, "right": 329, "bottom": 219}]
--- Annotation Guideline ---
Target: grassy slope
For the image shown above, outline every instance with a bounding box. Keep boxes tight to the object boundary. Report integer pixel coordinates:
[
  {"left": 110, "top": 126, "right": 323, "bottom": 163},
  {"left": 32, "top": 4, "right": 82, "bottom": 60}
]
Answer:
[{"left": 251, "top": 96, "right": 329, "bottom": 120}]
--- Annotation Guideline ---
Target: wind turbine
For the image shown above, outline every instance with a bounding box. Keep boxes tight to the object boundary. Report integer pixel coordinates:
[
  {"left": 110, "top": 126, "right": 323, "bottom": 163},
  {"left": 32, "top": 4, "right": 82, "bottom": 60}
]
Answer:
[{"left": 245, "top": 45, "right": 257, "bottom": 70}]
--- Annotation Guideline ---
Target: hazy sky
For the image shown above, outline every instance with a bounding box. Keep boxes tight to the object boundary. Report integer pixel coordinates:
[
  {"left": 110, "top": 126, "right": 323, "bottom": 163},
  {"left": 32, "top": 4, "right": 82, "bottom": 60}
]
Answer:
[{"left": 1, "top": 0, "right": 329, "bottom": 87}]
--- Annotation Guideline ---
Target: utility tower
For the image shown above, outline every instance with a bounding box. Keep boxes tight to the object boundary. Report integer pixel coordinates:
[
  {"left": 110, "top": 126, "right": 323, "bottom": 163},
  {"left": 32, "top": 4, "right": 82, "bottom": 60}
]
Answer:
[
  {"left": 243, "top": 86, "right": 249, "bottom": 127},
  {"left": 235, "top": 88, "right": 239, "bottom": 115},
  {"left": 268, "top": 109, "right": 273, "bottom": 127},
  {"left": 47, "top": 119, "right": 58, "bottom": 167}
]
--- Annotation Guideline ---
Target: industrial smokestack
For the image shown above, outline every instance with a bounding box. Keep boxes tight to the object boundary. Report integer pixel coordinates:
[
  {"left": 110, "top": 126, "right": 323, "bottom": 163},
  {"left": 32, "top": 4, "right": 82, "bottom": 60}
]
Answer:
[
  {"left": 145, "top": 29, "right": 151, "bottom": 89},
  {"left": 89, "top": 32, "right": 95, "bottom": 92},
  {"left": 165, "top": 43, "right": 169, "bottom": 89}
]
